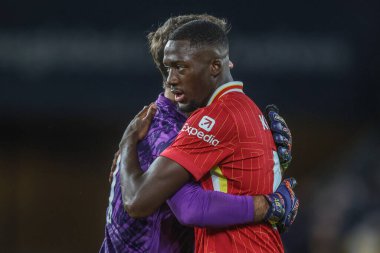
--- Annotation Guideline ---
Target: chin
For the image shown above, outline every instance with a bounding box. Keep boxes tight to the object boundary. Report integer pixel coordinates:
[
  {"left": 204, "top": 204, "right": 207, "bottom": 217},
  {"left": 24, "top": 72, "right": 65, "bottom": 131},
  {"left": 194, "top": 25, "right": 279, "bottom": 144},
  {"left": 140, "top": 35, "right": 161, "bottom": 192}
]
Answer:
[{"left": 178, "top": 103, "right": 198, "bottom": 113}]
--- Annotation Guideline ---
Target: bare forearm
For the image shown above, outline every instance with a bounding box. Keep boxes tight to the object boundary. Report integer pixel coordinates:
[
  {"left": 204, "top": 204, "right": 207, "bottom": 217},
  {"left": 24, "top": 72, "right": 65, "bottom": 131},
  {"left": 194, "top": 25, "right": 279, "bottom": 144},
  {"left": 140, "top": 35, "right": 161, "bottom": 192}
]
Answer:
[
  {"left": 119, "top": 140, "right": 146, "bottom": 216},
  {"left": 119, "top": 139, "right": 191, "bottom": 218},
  {"left": 119, "top": 138, "right": 167, "bottom": 217},
  {"left": 118, "top": 104, "right": 193, "bottom": 218}
]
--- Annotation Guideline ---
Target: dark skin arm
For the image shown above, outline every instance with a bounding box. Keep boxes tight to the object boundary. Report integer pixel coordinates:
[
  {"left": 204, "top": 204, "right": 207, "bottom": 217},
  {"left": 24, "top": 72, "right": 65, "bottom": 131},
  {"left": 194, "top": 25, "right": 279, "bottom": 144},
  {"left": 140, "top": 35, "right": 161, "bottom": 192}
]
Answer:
[
  {"left": 119, "top": 103, "right": 268, "bottom": 220},
  {"left": 119, "top": 104, "right": 191, "bottom": 217}
]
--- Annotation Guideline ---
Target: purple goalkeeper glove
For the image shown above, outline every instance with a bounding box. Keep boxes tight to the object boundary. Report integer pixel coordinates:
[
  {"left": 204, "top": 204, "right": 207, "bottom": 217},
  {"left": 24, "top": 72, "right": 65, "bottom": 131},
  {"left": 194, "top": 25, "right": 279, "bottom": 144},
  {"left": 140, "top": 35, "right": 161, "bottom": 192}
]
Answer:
[
  {"left": 265, "top": 105, "right": 292, "bottom": 172},
  {"left": 264, "top": 178, "right": 299, "bottom": 233}
]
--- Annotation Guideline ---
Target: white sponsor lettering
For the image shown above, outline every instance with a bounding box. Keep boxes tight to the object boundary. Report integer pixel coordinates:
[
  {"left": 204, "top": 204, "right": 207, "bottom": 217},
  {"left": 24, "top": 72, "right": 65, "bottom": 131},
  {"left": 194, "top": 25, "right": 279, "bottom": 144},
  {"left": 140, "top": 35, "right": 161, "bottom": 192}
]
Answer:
[
  {"left": 181, "top": 123, "right": 220, "bottom": 146},
  {"left": 259, "top": 115, "right": 270, "bottom": 130}
]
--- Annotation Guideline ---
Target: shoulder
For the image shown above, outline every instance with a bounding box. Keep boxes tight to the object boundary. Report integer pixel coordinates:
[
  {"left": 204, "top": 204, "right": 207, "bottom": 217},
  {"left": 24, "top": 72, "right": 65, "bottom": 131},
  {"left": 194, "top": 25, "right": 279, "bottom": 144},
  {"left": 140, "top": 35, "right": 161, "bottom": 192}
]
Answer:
[
  {"left": 221, "top": 92, "right": 257, "bottom": 109},
  {"left": 153, "top": 106, "right": 185, "bottom": 134},
  {"left": 190, "top": 94, "right": 252, "bottom": 127},
  {"left": 143, "top": 107, "right": 185, "bottom": 156},
  {"left": 181, "top": 101, "right": 237, "bottom": 145},
  {"left": 219, "top": 93, "right": 261, "bottom": 119}
]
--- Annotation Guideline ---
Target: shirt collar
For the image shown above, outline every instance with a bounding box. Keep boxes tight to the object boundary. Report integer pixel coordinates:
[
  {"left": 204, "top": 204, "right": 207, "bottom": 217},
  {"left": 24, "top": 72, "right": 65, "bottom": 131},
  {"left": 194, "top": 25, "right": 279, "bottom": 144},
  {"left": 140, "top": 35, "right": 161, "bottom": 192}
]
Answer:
[
  {"left": 206, "top": 81, "right": 244, "bottom": 106},
  {"left": 156, "top": 92, "right": 187, "bottom": 119}
]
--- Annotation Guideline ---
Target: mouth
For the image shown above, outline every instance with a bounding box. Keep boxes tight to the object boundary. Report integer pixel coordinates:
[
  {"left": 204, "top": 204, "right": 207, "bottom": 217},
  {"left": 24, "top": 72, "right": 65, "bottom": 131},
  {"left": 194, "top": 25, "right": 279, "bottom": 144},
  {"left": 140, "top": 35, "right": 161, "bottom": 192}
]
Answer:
[{"left": 170, "top": 87, "right": 185, "bottom": 103}]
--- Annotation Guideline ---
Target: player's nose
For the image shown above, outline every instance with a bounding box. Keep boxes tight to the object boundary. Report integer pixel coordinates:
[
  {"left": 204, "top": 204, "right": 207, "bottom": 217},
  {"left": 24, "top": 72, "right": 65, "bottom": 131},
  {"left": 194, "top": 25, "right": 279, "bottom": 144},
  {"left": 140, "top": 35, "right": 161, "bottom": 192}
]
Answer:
[{"left": 166, "top": 68, "right": 179, "bottom": 86}]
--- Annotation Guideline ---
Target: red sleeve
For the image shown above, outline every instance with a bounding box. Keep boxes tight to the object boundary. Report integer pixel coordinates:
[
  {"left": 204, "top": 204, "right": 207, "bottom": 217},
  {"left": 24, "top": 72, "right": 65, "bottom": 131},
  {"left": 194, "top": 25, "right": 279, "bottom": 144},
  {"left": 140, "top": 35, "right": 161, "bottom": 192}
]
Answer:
[{"left": 161, "top": 103, "right": 236, "bottom": 181}]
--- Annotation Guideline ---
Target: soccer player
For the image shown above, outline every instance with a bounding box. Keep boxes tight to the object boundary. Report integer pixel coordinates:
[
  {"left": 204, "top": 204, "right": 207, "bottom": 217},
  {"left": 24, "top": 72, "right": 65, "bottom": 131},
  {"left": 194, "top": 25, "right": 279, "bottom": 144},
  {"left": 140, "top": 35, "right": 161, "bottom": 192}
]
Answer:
[
  {"left": 100, "top": 15, "right": 298, "bottom": 253},
  {"left": 118, "top": 19, "right": 297, "bottom": 253}
]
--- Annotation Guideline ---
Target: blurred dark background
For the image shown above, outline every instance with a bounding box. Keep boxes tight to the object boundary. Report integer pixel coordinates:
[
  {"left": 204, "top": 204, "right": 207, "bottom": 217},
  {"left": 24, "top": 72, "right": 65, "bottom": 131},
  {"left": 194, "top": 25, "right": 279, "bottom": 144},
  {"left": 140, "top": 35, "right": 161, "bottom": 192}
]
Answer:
[{"left": 1, "top": 0, "right": 379, "bottom": 252}]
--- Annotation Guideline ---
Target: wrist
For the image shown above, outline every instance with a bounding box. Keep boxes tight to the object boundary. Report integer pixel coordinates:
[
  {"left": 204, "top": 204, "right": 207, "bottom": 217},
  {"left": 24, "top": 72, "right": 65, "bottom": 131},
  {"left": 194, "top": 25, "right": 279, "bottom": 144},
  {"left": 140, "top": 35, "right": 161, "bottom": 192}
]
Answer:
[
  {"left": 253, "top": 196, "right": 269, "bottom": 223},
  {"left": 119, "top": 133, "right": 139, "bottom": 149}
]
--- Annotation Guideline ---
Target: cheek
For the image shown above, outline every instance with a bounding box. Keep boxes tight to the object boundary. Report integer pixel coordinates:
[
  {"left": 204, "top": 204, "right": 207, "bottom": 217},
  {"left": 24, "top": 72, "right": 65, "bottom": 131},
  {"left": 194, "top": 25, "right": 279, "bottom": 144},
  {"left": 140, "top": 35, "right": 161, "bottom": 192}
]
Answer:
[
  {"left": 191, "top": 78, "right": 205, "bottom": 95},
  {"left": 185, "top": 68, "right": 210, "bottom": 99},
  {"left": 185, "top": 74, "right": 200, "bottom": 92},
  {"left": 196, "top": 72, "right": 212, "bottom": 92}
]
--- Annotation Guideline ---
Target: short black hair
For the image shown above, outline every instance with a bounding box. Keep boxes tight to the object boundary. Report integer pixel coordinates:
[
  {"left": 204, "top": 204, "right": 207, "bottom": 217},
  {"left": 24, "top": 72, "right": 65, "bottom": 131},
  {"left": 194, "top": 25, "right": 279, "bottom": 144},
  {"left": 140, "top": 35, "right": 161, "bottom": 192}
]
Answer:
[
  {"left": 147, "top": 14, "right": 229, "bottom": 81},
  {"left": 169, "top": 20, "right": 229, "bottom": 51}
]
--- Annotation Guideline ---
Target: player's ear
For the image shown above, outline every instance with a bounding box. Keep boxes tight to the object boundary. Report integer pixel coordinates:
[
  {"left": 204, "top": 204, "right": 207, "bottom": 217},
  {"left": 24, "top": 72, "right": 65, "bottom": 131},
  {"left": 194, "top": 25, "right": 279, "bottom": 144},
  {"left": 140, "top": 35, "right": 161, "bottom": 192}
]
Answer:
[{"left": 210, "top": 59, "right": 222, "bottom": 77}]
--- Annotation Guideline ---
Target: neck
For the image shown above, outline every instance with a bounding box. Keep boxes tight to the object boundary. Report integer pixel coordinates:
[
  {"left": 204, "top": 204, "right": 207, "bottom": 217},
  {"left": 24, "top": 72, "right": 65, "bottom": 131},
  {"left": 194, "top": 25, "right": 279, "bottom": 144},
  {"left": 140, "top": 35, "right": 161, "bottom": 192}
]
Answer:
[
  {"left": 200, "top": 72, "right": 233, "bottom": 109},
  {"left": 215, "top": 69, "right": 234, "bottom": 89}
]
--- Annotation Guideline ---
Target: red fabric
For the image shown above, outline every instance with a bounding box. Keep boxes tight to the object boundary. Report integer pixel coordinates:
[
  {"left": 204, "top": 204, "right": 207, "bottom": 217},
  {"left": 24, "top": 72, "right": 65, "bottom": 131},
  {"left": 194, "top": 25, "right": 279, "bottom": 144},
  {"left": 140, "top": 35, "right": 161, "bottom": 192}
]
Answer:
[{"left": 161, "top": 87, "right": 283, "bottom": 253}]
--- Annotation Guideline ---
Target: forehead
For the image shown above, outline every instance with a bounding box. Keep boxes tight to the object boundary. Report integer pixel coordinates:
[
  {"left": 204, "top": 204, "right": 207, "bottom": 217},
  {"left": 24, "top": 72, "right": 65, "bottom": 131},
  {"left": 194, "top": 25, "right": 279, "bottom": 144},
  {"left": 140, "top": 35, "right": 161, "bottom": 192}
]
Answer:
[{"left": 163, "top": 40, "right": 206, "bottom": 62}]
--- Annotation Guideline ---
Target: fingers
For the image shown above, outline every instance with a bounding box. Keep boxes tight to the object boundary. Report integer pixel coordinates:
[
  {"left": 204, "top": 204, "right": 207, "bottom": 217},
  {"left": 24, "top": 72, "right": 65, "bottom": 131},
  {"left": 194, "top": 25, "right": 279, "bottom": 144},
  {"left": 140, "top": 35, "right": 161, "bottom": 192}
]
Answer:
[
  {"left": 290, "top": 198, "right": 299, "bottom": 225},
  {"left": 278, "top": 177, "right": 297, "bottom": 189},
  {"left": 270, "top": 111, "right": 286, "bottom": 126},
  {"left": 285, "top": 197, "right": 299, "bottom": 227},
  {"left": 284, "top": 177, "right": 297, "bottom": 189},
  {"left": 279, "top": 186, "right": 299, "bottom": 232},
  {"left": 142, "top": 103, "right": 157, "bottom": 121},
  {"left": 265, "top": 104, "right": 279, "bottom": 114},
  {"left": 266, "top": 106, "right": 292, "bottom": 170},
  {"left": 278, "top": 146, "right": 292, "bottom": 163},
  {"left": 136, "top": 102, "right": 156, "bottom": 118},
  {"left": 270, "top": 117, "right": 291, "bottom": 140},
  {"left": 273, "top": 133, "right": 290, "bottom": 146},
  {"left": 265, "top": 105, "right": 292, "bottom": 141},
  {"left": 284, "top": 178, "right": 298, "bottom": 227},
  {"left": 136, "top": 105, "right": 150, "bottom": 117},
  {"left": 275, "top": 177, "right": 299, "bottom": 233},
  {"left": 277, "top": 144, "right": 292, "bottom": 172},
  {"left": 120, "top": 102, "right": 157, "bottom": 144},
  {"left": 137, "top": 103, "right": 157, "bottom": 120},
  {"left": 278, "top": 177, "right": 296, "bottom": 202}
]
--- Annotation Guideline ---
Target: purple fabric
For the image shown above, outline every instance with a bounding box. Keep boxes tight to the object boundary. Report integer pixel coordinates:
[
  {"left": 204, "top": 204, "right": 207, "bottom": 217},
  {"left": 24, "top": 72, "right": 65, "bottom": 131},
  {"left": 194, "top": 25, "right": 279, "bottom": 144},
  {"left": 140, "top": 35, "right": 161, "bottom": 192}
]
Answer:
[
  {"left": 100, "top": 93, "right": 254, "bottom": 253},
  {"left": 167, "top": 181, "right": 254, "bottom": 227},
  {"left": 100, "top": 93, "right": 191, "bottom": 253}
]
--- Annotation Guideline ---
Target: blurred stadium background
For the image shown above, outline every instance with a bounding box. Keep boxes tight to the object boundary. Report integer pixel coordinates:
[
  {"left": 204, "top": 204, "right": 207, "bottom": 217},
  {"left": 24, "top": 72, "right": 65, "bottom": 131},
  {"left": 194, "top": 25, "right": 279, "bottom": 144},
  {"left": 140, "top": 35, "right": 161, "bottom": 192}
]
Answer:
[{"left": 1, "top": 0, "right": 379, "bottom": 252}]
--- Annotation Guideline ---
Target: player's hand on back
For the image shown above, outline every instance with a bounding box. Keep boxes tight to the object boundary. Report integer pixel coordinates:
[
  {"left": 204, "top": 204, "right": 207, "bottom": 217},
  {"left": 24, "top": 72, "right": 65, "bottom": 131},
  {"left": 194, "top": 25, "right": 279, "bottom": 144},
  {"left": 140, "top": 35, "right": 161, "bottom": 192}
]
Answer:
[
  {"left": 265, "top": 104, "right": 292, "bottom": 172},
  {"left": 264, "top": 178, "right": 299, "bottom": 233},
  {"left": 119, "top": 103, "right": 157, "bottom": 147}
]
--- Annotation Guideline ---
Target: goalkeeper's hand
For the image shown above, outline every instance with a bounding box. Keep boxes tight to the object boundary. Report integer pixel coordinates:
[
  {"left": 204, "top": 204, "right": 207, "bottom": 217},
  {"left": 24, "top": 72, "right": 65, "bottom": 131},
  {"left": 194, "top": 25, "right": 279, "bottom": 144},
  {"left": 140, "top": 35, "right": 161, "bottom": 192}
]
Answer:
[
  {"left": 265, "top": 104, "right": 292, "bottom": 172},
  {"left": 264, "top": 178, "right": 299, "bottom": 233}
]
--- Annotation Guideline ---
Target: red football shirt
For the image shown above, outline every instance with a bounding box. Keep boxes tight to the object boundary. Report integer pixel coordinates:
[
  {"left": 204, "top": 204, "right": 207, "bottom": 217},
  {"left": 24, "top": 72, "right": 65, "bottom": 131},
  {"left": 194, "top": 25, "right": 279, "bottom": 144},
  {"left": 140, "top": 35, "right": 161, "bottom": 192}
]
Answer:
[{"left": 161, "top": 81, "right": 283, "bottom": 253}]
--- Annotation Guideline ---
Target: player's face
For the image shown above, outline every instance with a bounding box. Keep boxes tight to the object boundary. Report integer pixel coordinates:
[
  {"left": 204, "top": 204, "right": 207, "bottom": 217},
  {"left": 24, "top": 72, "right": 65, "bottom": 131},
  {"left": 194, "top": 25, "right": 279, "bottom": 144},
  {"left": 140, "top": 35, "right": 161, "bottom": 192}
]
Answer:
[{"left": 163, "top": 40, "right": 216, "bottom": 113}]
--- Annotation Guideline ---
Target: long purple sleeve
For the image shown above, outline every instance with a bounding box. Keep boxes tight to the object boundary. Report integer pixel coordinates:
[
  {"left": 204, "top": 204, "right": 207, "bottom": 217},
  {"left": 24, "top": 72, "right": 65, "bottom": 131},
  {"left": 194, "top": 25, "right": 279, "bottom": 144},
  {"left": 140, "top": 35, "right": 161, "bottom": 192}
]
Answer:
[{"left": 166, "top": 181, "right": 254, "bottom": 228}]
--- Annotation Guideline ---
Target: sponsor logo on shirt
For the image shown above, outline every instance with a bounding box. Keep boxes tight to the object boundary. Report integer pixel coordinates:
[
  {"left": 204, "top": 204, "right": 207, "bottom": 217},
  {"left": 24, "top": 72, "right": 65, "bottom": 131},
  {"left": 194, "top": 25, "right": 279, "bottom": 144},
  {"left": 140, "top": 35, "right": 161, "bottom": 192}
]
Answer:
[
  {"left": 181, "top": 122, "right": 220, "bottom": 146},
  {"left": 198, "top": 116, "right": 215, "bottom": 132}
]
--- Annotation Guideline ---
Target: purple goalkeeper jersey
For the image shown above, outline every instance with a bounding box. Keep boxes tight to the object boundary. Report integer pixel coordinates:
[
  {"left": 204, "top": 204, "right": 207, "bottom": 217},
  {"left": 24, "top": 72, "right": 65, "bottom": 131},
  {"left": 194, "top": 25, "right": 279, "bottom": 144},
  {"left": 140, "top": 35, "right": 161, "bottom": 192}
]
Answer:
[
  {"left": 100, "top": 93, "right": 255, "bottom": 253},
  {"left": 100, "top": 93, "right": 192, "bottom": 253}
]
